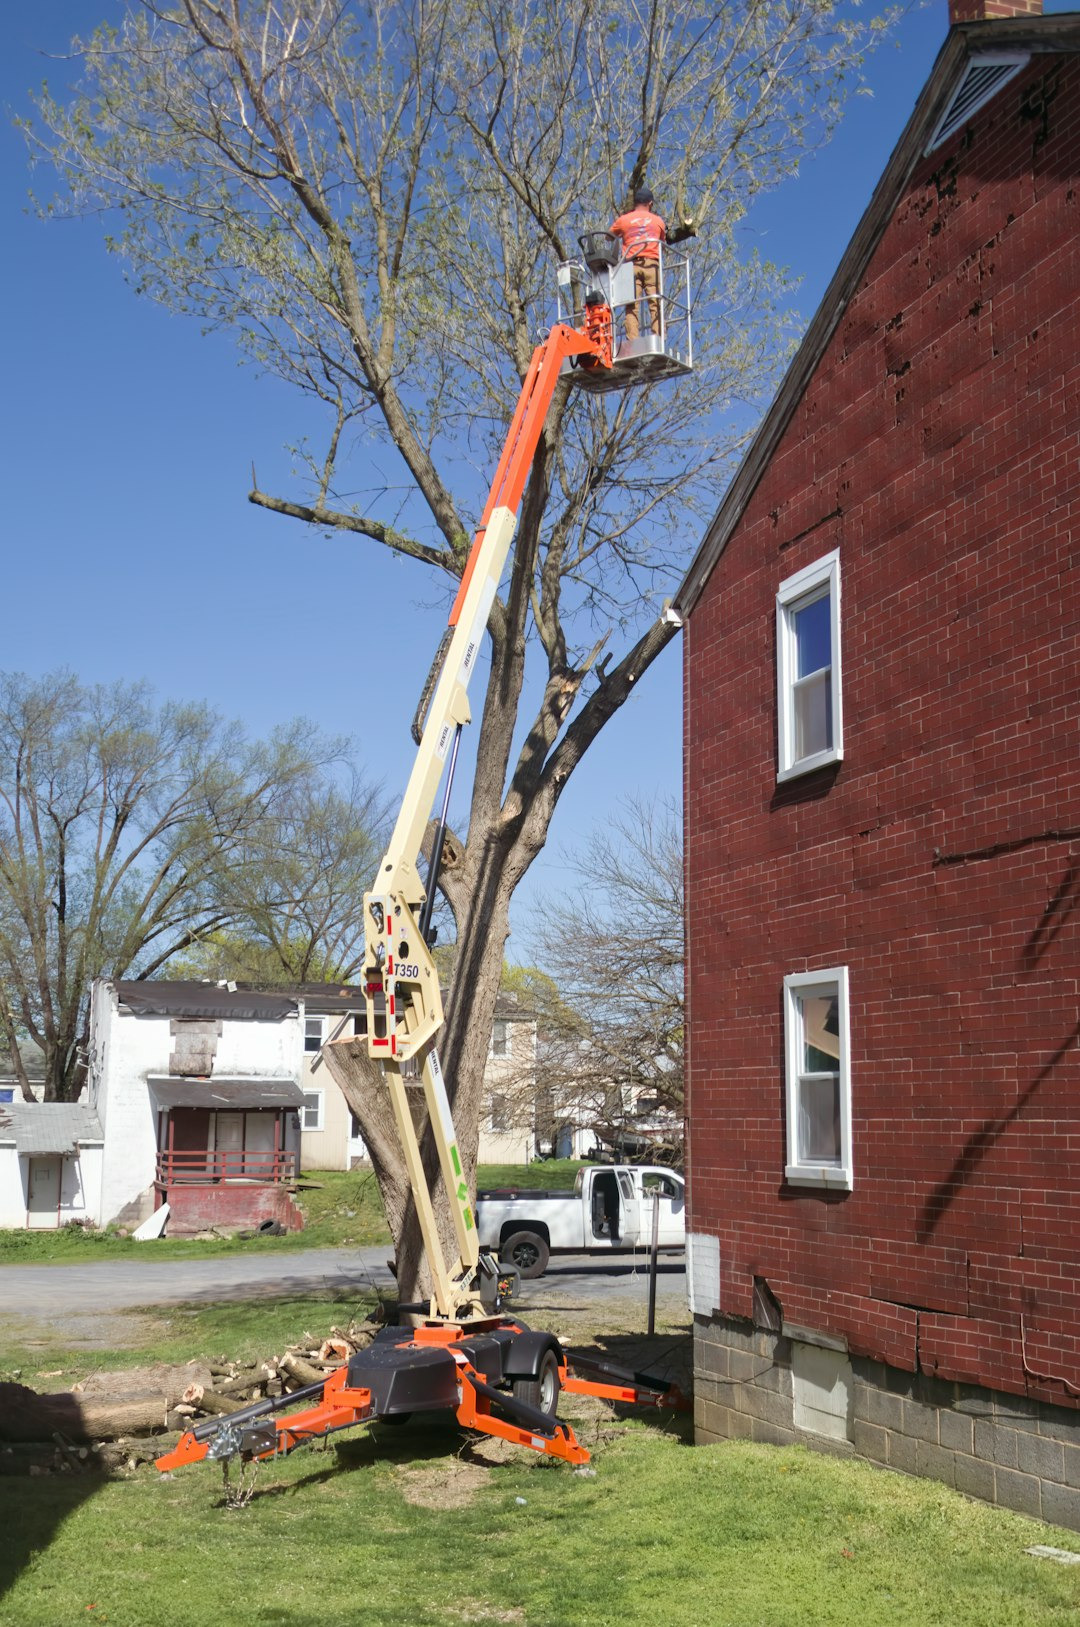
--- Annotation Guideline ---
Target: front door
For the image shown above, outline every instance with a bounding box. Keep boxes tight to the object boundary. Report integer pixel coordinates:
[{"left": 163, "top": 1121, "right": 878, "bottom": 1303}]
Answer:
[
  {"left": 27, "top": 1157, "right": 62, "bottom": 1228},
  {"left": 215, "top": 1112, "right": 245, "bottom": 1179},
  {"left": 244, "top": 1112, "right": 276, "bottom": 1180}
]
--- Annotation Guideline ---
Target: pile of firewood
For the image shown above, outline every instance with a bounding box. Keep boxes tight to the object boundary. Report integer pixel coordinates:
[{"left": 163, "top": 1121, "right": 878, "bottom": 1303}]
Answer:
[{"left": 0, "top": 1318, "right": 379, "bottom": 1477}]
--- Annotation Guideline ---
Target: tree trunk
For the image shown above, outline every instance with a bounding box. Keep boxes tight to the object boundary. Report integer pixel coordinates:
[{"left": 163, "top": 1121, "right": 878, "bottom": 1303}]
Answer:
[{"left": 323, "top": 834, "right": 528, "bottom": 1305}]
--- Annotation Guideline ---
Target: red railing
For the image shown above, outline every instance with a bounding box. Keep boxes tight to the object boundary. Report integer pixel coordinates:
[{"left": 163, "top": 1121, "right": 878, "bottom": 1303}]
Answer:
[{"left": 156, "top": 1149, "right": 297, "bottom": 1186}]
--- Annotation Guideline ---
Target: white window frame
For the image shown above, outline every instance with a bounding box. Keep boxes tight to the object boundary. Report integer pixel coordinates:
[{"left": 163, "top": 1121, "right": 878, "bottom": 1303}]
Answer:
[
  {"left": 489, "top": 1092, "right": 510, "bottom": 1132},
  {"left": 783, "top": 966, "right": 852, "bottom": 1192},
  {"left": 490, "top": 1018, "right": 509, "bottom": 1059},
  {"left": 303, "top": 1015, "right": 326, "bottom": 1054},
  {"left": 301, "top": 1089, "right": 324, "bottom": 1133},
  {"left": 776, "top": 550, "right": 843, "bottom": 782}
]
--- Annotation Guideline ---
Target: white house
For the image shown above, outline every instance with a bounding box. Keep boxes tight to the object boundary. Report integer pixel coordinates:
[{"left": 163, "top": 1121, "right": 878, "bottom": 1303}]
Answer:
[
  {"left": 0, "top": 1102, "right": 104, "bottom": 1229},
  {"left": 298, "top": 989, "right": 542, "bottom": 1171},
  {"left": 86, "top": 979, "right": 305, "bottom": 1234}
]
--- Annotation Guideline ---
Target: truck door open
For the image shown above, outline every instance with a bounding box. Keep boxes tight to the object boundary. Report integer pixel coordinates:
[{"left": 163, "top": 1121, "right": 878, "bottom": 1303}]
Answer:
[
  {"left": 642, "top": 1171, "right": 684, "bottom": 1246},
  {"left": 617, "top": 1169, "right": 642, "bottom": 1247}
]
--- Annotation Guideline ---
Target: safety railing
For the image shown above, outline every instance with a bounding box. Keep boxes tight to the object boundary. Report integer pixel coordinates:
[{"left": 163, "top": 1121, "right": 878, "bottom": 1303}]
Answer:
[
  {"left": 156, "top": 1149, "right": 297, "bottom": 1185},
  {"left": 555, "top": 235, "right": 693, "bottom": 389}
]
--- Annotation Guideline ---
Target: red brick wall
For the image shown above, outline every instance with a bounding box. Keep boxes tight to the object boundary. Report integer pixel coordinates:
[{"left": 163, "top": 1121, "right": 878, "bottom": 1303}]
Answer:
[
  {"left": 164, "top": 1183, "right": 304, "bottom": 1235},
  {"left": 685, "top": 54, "right": 1080, "bottom": 1406}
]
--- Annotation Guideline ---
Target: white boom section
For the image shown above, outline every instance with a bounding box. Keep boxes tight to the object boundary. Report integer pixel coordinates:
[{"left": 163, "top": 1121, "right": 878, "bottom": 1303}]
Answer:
[{"left": 348, "top": 322, "right": 610, "bottom": 1320}]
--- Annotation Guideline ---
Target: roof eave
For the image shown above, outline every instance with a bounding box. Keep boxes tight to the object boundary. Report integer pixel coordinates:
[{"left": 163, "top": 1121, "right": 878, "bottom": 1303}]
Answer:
[{"left": 671, "top": 15, "right": 1080, "bottom": 621}]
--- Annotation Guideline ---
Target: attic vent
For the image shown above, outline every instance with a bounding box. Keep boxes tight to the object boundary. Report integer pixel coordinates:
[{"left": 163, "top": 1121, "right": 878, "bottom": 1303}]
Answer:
[{"left": 926, "top": 53, "right": 1028, "bottom": 153}]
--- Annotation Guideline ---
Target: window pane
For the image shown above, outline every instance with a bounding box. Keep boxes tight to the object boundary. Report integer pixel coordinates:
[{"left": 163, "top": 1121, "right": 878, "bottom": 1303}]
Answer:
[
  {"left": 800, "top": 993, "right": 840, "bottom": 1071},
  {"left": 798, "top": 1073, "right": 841, "bottom": 1164},
  {"left": 794, "top": 592, "right": 831, "bottom": 679},
  {"left": 793, "top": 668, "right": 832, "bottom": 760}
]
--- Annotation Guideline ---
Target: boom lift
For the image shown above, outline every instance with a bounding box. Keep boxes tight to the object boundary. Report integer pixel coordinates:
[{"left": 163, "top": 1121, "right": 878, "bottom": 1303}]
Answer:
[{"left": 156, "top": 232, "right": 692, "bottom": 1484}]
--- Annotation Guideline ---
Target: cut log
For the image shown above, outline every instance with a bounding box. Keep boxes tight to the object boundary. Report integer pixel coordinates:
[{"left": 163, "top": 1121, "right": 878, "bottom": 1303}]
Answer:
[
  {"left": 192, "top": 1390, "right": 245, "bottom": 1416},
  {"left": 0, "top": 1384, "right": 168, "bottom": 1442},
  {"left": 212, "top": 1372, "right": 265, "bottom": 1398},
  {"left": 279, "top": 1353, "right": 329, "bottom": 1387}
]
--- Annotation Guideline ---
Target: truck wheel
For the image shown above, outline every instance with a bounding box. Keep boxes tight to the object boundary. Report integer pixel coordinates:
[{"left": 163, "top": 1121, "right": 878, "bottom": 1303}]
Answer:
[
  {"left": 502, "top": 1230, "right": 550, "bottom": 1279},
  {"left": 512, "top": 1347, "right": 561, "bottom": 1416}
]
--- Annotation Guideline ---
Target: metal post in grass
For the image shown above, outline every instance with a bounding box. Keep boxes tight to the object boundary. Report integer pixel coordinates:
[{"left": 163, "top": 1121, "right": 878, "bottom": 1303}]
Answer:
[{"left": 647, "top": 1192, "right": 660, "bottom": 1335}]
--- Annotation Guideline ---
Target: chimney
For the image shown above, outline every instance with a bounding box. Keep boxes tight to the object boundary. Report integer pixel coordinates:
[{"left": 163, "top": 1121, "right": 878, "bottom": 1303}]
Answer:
[{"left": 949, "top": 1, "right": 1042, "bottom": 21}]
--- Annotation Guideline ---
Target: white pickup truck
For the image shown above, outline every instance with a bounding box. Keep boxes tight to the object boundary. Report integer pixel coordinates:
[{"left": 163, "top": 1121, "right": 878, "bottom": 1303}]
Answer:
[{"left": 477, "top": 1164, "right": 685, "bottom": 1278}]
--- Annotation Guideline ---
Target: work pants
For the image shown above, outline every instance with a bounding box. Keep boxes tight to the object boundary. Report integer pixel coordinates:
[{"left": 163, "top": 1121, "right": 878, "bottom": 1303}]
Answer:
[{"left": 624, "top": 257, "right": 661, "bottom": 340}]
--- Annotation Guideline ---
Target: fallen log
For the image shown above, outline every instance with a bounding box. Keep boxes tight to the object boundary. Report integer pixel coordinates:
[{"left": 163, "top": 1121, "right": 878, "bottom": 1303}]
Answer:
[
  {"left": 279, "top": 1353, "right": 329, "bottom": 1388},
  {"left": 212, "top": 1372, "right": 267, "bottom": 1398},
  {"left": 0, "top": 1383, "right": 168, "bottom": 1442},
  {"left": 192, "top": 1390, "right": 246, "bottom": 1417}
]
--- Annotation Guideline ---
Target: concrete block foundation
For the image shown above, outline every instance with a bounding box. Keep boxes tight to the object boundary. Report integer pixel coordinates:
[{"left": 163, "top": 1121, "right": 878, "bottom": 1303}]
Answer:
[{"left": 695, "top": 1314, "right": 1080, "bottom": 1531}]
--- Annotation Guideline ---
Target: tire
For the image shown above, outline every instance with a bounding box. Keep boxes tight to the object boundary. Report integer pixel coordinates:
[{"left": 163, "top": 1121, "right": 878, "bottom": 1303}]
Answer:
[
  {"left": 502, "top": 1230, "right": 550, "bottom": 1279},
  {"left": 512, "top": 1347, "right": 561, "bottom": 1417}
]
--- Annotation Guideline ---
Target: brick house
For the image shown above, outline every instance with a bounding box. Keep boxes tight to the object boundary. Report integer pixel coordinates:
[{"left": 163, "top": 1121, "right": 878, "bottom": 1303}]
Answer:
[{"left": 672, "top": 2, "right": 1080, "bottom": 1525}]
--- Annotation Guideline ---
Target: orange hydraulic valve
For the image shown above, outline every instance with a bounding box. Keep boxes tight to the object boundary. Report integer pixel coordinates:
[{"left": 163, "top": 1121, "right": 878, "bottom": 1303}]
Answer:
[{"left": 582, "top": 297, "right": 614, "bottom": 369}]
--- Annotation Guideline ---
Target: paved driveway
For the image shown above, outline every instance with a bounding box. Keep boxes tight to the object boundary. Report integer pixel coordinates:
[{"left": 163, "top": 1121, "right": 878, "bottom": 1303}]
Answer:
[
  {"left": 0, "top": 1247, "right": 685, "bottom": 1316},
  {"left": 0, "top": 1247, "right": 396, "bottom": 1315}
]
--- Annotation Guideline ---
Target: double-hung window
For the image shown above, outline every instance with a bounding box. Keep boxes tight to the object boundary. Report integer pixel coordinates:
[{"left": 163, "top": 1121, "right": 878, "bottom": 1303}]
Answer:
[
  {"left": 303, "top": 1015, "right": 326, "bottom": 1054},
  {"left": 490, "top": 1019, "right": 509, "bottom": 1058},
  {"left": 783, "top": 967, "right": 852, "bottom": 1191},
  {"left": 301, "top": 1089, "right": 324, "bottom": 1132},
  {"left": 776, "top": 551, "right": 843, "bottom": 780}
]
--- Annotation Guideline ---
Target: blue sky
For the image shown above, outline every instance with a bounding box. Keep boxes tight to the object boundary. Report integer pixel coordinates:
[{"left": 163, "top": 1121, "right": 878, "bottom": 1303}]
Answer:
[{"left": 2, "top": 3, "right": 1067, "bottom": 945}]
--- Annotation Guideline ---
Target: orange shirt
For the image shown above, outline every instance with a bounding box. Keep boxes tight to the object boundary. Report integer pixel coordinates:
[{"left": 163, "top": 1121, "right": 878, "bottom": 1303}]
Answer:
[{"left": 610, "top": 206, "right": 666, "bottom": 261}]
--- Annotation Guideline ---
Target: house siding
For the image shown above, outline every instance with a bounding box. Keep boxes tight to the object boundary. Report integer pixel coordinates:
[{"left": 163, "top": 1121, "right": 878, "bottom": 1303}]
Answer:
[
  {"left": 87, "top": 982, "right": 302, "bottom": 1228},
  {"left": 685, "top": 52, "right": 1080, "bottom": 1520}
]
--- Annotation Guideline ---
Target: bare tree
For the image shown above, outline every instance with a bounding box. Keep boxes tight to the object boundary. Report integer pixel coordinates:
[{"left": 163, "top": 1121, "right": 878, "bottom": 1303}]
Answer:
[
  {"left": 0, "top": 669, "right": 342, "bottom": 1100},
  {"left": 23, "top": 0, "right": 892, "bottom": 1285},
  {"left": 525, "top": 795, "right": 684, "bottom": 1158}
]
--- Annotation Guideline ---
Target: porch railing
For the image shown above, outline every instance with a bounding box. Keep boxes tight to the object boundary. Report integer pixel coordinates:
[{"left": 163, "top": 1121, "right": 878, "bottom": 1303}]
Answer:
[{"left": 155, "top": 1149, "right": 298, "bottom": 1185}]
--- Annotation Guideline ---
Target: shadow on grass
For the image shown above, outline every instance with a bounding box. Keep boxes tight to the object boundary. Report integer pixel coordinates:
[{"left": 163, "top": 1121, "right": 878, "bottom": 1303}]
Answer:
[
  {"left": 571, "top": 1328, "right": 695, "bottom": 1444},
  {"left": 234, "top": 1412, "right": 478, "bottom": 1507},
  {"left": 0, "top": 1468, "right": 106, "bottom": 1603}
]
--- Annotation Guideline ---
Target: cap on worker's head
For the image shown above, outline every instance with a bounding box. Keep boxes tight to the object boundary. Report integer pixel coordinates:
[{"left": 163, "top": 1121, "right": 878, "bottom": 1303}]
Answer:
[{"left": 633, "top": 185, "right": 654, "bottom": 206}]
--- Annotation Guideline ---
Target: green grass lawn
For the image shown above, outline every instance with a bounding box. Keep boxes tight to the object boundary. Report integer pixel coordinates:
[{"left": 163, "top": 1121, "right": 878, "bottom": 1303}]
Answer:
[
  {"left": 0, "top": 1162, "right": 584, "bottom": 1266},
  {"left": 1, "top": 1292, "right": 383, "bottom": 1385},
  {"left": 3, "top": 1410, "right": 1080, "bottom": 1625},
  {"left": 2, "top": 1291, "right": 1080, "bottom": 1623}
]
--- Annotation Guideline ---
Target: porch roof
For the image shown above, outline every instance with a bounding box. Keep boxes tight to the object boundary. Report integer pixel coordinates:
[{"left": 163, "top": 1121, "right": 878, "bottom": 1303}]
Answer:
[
  {"left": 0, "top": 1102, "right": 104, "bottom": 1156},
  {"left": 147, "top": 1075, "right": 305, "bottom": 1109}
]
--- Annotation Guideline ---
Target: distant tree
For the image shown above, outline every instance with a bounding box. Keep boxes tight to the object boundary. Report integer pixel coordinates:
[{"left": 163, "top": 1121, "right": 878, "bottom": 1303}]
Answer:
[
  {"left": 24, "top": 0, "right": 891, "bottom": 1288},
  {"left": 530, "top": 796, "right": 684, "bottom": 1154},
  {"left": 0, "top": 669, "right": 372, "bottom": 1100},
  {"left": 165, "top": 769, "right": 387, "bottom": 986}
]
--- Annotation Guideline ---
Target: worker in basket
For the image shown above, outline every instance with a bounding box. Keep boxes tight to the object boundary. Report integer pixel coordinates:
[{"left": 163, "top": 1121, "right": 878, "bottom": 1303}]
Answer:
[{"left": 609, "top": 183, "right": 695, "bottom": 341}]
